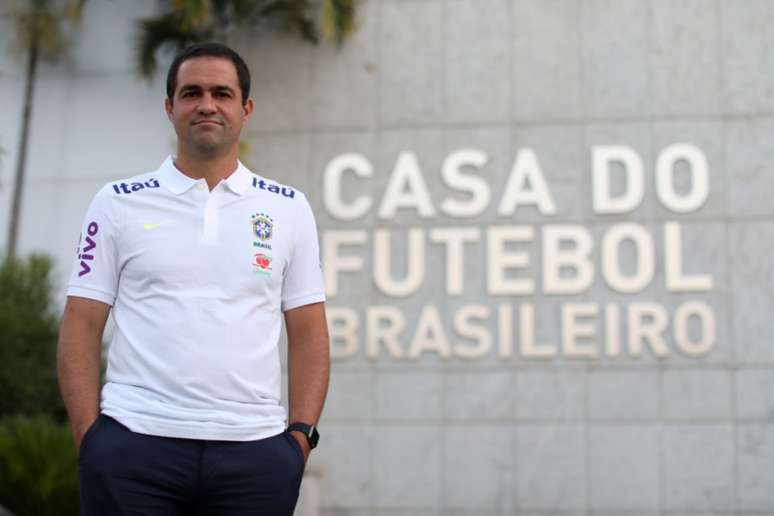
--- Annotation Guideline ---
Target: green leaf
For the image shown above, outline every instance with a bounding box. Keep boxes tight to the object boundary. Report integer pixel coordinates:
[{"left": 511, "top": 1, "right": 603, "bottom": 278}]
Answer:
[
  {"left": 133, "top": 0, "right": 358, "bottom": 79},
  {"left": 0, "top": 415, "right": 79, "bottom": 516},
  {"left": 136, "top": 12, "right": 200, "bottom": 79},
  {"left": 323, "top": 0, "right": 355, "bottom": 47},
  {"left": 0, "top": 254, "right": 64, "bottom": 422}
]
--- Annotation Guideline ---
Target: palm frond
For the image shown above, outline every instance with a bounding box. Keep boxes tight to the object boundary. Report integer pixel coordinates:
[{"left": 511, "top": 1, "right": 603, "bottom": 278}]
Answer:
[
  {"left": 133, "top": 0, "right": 358, "bottom": 79},
  {"left": 287, "top": 0, "right": 318, "bottom": 43},
  {"left": 322, "top": 0, "right": 355, "bottom": 47},
  {"left": 64, "top": 0, "right": 88, "bottom": 22},
  {"left": 296, "top": 16, "right": 319, "bottom": 44},
  {"left": 171, "top": 0, "right": 211, "bottom": 31},
  {"left": 257, "top": 0, "right": 288, "bottom": 15},
  {"left": 13, "top": 6, "right": 67, "bottom": 61},
  {"left": 9, "top": 0, "right": 90, "bottom": 60},
  {"left": 136, "top": 13, "right": 199, "bottom": 79}
]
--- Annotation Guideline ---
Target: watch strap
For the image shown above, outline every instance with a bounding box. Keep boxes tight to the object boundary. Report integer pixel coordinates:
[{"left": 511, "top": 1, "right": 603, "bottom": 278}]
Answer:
[{"left": 287, "top": 422, "right": 319, "bottom": 449}]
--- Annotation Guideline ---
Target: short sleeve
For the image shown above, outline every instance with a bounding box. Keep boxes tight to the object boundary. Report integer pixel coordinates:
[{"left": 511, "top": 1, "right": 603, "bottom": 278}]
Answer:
[
  {"left": 66, "top": 185, "right": 120, "bottom": 306},
  {"left": 281, "top": 193, "right": 326, "bottom": 312}
]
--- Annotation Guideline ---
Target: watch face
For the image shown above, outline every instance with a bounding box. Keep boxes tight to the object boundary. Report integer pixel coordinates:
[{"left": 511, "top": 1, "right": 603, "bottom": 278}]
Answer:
[{"left": 309, "top": 427, "right": 320, "bottom": 448}]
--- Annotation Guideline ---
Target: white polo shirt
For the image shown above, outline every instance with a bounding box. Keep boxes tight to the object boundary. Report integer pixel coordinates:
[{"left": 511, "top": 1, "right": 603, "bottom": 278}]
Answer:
[{"left": 67, "top": 156, "right": 325, "bottom": 441}]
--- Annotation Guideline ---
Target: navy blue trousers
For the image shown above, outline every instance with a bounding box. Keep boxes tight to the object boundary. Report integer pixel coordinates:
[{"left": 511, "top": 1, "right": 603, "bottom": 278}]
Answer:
[{"left": 78, "top": 414, "right": 304, "bottom": 515}]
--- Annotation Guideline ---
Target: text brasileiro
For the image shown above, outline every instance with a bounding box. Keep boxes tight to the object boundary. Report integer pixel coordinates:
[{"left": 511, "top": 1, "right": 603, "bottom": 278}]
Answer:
[{"left": 321, "top": 144, "right": 716, "bottom": 361}]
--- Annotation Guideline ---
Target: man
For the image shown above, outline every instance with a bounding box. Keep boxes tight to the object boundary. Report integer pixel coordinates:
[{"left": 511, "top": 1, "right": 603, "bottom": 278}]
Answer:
[{"left": 57, "top": 42, "right": 329, "bottom": 515}]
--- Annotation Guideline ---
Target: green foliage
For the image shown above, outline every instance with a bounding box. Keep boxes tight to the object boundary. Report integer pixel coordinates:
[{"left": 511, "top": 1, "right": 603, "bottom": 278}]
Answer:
[
  {"left": 322, "top": 0, "right": 355, "bottom": 46},
  {"left": 0, "top": 254, "right": 65, "bottom": 422},
  {"left": 8, "top": 0, "right": 87, "bottom": 62},
  {"left": 0, "top": 415, "right": 79, "bottom": 516},
  {"left": 136, "top": 0, "right": 357, "bottom": 78}
]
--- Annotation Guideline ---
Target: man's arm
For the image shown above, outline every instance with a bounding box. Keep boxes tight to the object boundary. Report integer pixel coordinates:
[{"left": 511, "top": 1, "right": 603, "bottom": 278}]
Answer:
[
  {"left": 57, "top": 296, "right": 111, "bottom": 453},
  {"left": 285, "top": 302, "right": 330, "bottom": 462}
]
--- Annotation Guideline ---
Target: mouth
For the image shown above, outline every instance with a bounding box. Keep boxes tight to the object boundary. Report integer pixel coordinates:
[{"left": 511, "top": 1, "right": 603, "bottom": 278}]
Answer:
[{"left": 193, "top": 120, "right": 223, "bottom": 127}]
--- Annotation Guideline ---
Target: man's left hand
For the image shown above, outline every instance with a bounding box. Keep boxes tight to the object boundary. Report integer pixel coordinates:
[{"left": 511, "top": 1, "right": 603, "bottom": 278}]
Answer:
[{"left": 289, "top": 430, "right": 311, "bottom": 464}]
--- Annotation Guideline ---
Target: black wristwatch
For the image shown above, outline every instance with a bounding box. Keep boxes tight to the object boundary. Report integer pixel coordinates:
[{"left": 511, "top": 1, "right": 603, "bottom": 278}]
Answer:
[{"left": 287, "top": 422, "right": 320, "bottom": 449}]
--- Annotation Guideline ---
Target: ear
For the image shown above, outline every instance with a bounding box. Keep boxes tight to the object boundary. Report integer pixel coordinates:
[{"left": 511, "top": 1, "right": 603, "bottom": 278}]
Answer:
[
  {"left": 242, "top": 98, "right": 254, "bottom": 122},
  {"left": 164, "top": 97, "right": 174, "bottom": 121}
]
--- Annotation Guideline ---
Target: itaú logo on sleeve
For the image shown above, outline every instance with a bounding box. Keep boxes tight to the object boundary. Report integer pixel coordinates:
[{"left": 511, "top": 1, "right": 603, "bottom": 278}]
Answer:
[
  {"left": 77, "top": 221, "right": 99, "bottom": 277},
  {"left": 251, "top": 177, "right": 295, "bottom": 198},
  {"left": 111, "top": 178, "right": 160, "bottom": 195},
  {"left": 251, "top": 253, "right": 272, "bottom": 276}
]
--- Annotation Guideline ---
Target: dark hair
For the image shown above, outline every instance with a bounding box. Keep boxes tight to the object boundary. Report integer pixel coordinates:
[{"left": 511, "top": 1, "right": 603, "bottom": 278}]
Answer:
[{"left": 166, "top": 42, "right": 251, "bottom": 104}]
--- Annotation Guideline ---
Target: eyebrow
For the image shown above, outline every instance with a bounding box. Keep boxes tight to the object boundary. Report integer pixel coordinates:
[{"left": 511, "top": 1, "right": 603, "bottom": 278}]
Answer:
[{"left": 178, "top": 84, "right": 236, "bottom": 95}]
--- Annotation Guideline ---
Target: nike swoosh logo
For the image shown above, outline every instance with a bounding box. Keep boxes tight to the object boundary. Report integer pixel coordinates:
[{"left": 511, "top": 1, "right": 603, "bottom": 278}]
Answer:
[{"left": 143, "top": 222, "right": 169, "bottom": 231}]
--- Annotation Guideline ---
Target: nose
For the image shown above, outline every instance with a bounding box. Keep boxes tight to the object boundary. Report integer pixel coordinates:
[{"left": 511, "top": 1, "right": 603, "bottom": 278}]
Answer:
[{"left": 197, "top": 92, "right": 216, "bottom": 114}]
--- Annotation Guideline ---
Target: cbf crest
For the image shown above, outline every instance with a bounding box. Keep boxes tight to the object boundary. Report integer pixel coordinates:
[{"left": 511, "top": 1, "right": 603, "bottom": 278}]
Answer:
[{"left": 251, "top": 213, "right": 273, "bottom": 251}]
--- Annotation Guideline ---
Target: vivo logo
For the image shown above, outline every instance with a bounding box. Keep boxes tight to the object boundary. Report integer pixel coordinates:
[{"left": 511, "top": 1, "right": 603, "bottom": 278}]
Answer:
[
  {"left": 251, "top": 177, "right": 295, "bottom": 198},
  {"left": 77, "top": 221, "right": 98, "bottom": 277},
  {"left": 111, "top": 178, "right": 160, "bottom": 195}
]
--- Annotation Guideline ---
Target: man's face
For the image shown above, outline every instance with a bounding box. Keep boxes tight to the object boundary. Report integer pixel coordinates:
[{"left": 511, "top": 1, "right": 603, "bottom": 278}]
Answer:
[{"left": 165, "top": 57, "right": 253, "bottom": 156}]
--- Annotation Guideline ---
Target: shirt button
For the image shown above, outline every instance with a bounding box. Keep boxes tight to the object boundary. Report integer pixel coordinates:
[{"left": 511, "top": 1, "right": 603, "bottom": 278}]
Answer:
[{"left": 196, "top": 184, "right": 206, "bottom": 190}]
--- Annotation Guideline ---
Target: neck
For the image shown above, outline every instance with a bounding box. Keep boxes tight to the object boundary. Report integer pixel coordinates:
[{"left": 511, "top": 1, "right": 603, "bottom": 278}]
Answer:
[{"left": 174, "top": 146, "right": 239, "bottom": 191}]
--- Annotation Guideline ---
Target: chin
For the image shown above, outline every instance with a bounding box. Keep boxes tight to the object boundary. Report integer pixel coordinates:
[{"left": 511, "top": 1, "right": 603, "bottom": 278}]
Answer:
[{"left": 190, "top": 136, "right": 224, "bottom": 153}]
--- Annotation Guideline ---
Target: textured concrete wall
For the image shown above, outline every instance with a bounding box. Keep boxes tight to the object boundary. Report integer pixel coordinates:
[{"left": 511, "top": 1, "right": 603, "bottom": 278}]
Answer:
[{"left": 3, "top": 1, "right": 774, "bottom": 515}]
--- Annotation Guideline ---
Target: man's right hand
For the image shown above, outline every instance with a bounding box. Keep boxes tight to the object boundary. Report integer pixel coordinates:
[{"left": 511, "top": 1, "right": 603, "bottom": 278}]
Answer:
[
  {"left": 73, "top": 415, "right": 100, "bottom": 454},
  {"left": 57, "top": 296, "right": 110, "bottom": 456}
]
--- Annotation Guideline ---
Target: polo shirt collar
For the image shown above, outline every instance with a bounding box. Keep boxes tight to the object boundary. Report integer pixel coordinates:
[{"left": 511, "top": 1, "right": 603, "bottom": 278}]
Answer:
[
  {"left": 158, "top": 156, "right": 252, "bottom": 196},
  {"left": 224, "top": 161, "right": 252, "bottom": 196}
]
